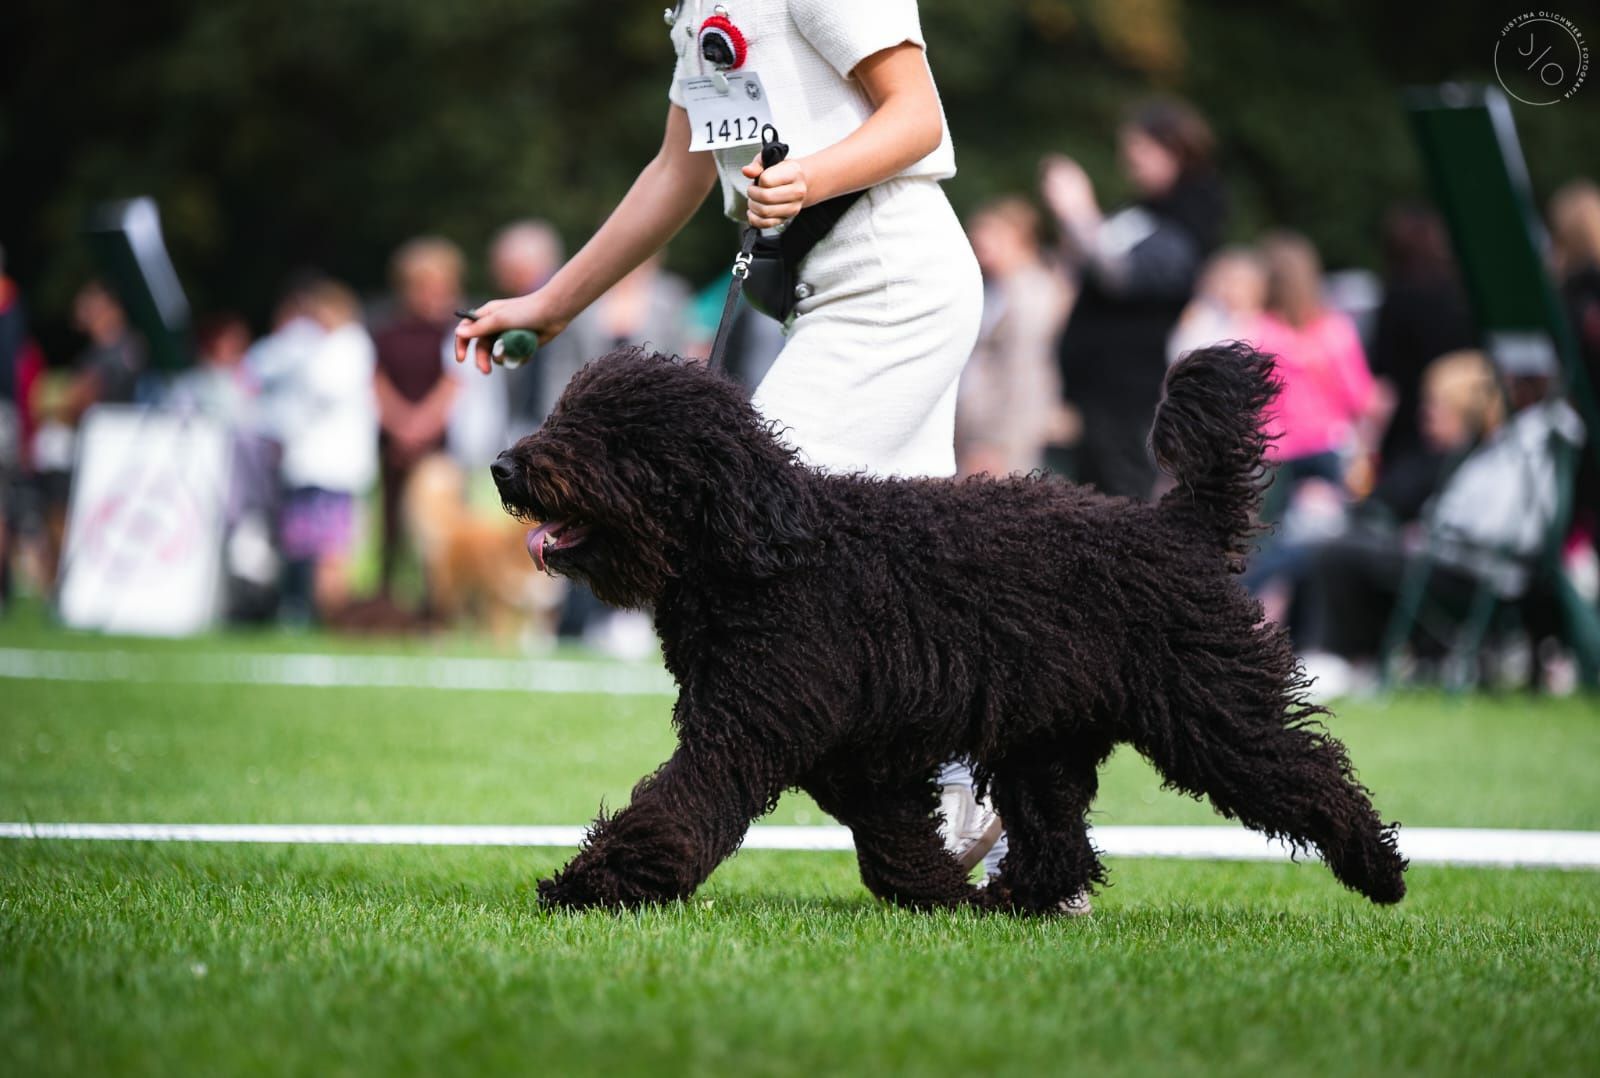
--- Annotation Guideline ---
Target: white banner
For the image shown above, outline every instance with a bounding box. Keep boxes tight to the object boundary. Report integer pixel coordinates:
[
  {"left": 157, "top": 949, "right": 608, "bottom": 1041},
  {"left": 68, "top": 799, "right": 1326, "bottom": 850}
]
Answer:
[{"left": 58, "top": 407, "right": 229, "bottom": 636}]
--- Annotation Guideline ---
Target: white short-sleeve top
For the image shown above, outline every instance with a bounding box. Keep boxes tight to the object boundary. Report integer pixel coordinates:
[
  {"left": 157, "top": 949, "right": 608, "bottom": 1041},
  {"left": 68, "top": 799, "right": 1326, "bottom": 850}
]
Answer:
[{"left": 667, "top": 0, "right": 958, "bottom": 221}]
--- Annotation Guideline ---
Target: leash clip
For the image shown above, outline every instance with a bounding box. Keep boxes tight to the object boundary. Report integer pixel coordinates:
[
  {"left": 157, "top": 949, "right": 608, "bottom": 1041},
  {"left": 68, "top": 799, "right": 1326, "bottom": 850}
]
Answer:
[{"left": 732, "top": 252, "right": 754, "bottom": 279}]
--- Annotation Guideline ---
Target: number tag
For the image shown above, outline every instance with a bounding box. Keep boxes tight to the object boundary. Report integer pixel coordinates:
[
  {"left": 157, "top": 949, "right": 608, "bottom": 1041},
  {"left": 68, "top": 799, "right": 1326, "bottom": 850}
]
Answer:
[{"left": 681, "top": 71, "right": 775, "bottom": 152}]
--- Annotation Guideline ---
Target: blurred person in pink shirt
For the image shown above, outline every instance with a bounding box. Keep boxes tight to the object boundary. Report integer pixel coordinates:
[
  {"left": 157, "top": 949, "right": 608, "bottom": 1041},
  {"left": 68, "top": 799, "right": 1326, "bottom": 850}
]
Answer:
[{"left": 1256, "top": 231, "right": 1387, "bottom": 490}]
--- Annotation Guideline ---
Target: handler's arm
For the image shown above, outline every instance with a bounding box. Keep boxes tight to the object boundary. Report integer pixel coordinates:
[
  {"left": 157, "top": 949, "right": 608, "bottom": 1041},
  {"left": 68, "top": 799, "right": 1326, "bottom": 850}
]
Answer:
[
  {"left": 455, "top": 106, "right": 717, "bottom": 372},
  {"left": 744, "top": 43, "right": 942, "bottom": 228}
]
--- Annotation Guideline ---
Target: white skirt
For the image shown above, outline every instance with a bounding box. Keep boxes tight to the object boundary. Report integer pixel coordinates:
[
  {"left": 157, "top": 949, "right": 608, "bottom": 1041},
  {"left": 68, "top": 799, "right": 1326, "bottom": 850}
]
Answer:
[{"left": 751, "top": 177, "right": 982, "bottom": 479}]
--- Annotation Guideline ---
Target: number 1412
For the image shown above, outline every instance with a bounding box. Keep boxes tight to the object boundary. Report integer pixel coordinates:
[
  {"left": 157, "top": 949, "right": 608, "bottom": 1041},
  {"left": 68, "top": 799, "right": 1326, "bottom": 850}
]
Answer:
[{"left": 706, "top": 116, "right": 760, "bottom": 143}]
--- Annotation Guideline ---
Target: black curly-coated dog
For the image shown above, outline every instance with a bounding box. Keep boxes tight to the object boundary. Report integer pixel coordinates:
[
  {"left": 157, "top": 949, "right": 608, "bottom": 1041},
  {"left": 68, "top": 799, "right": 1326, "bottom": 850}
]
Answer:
[{"left": 490, "top": 342, "right": 1408, "bottom": 914}]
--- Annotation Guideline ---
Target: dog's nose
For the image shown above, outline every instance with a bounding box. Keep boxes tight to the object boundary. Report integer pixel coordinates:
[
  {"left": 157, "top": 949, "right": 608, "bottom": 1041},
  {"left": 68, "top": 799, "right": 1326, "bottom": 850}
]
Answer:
[{"left": 490, "top": 453, "right": 516, "bottom": 487}]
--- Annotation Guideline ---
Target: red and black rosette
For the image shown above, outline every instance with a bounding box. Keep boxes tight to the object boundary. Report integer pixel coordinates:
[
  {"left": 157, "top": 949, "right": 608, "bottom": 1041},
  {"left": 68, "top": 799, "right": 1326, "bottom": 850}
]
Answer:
[{"left": 697, "top": 13, "right": 748, "bottom": 70}]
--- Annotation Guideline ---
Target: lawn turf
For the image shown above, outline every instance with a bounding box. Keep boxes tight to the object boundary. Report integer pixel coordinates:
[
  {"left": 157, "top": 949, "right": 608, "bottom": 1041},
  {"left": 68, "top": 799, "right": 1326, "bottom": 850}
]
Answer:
[
  {"left": 2, "top": 630, "right": 1598, "bottom": 1076},
  {"left": 3, "top": 845, "right": 1597, "bottom": 1077}
]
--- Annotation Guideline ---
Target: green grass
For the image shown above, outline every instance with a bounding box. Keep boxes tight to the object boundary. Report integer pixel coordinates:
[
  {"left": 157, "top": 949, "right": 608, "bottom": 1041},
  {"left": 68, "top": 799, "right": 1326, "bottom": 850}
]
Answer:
[
  {"left": 2, "top": 678, "right": 1597, "bottom": 830},
  {"left": 4, "top": 847, "right": 1597, "bottom": 1077},
  {"left": 2, "top": 624, "right": 1599, "bottom": 1076}
]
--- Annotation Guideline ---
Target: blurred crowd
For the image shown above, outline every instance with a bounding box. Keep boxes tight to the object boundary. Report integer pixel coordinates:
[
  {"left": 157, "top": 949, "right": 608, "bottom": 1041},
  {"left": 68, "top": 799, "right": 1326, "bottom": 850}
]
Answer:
[
  {"left": 1, "top": 96, "right": 1598, "bottom": 686},
  {"left": 952, "top": 99, "right": 1600, "bottom": 692}
]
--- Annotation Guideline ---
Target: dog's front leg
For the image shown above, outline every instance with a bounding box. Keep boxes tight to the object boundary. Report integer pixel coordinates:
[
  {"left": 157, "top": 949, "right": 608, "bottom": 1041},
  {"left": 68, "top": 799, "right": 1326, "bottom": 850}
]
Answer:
[{"left": 538, "top": 736, "right": 787, "bottom": 912}]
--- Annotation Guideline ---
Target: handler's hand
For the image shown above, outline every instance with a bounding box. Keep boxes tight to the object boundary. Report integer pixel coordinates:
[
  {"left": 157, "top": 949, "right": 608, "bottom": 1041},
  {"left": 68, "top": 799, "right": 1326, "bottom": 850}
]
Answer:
[
  {"left": 743, "top": 153, "right": 809, "bottom": 230},
  {"left": 1039, "top": 154, "right": 1098, "bottom": 227},
  {"left": 453, "top": 292, "right": 566, "bottom": 375}
]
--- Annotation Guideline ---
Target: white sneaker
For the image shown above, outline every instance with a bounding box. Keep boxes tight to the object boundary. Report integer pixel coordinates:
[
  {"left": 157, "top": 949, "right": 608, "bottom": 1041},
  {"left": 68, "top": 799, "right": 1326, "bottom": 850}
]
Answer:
[
  {"left": 939, "top": 782, "right": 1003, "bottom": 872},
  {"left": 1056, "top": 892, "right": 1093, "bottom": 916}
]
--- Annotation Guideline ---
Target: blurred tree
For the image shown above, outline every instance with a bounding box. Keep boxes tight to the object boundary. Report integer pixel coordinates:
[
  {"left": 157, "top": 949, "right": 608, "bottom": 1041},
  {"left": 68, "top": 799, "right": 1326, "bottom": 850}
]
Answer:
[{"left": 1, "top": 0, "right": 1595, "bottom": 359}]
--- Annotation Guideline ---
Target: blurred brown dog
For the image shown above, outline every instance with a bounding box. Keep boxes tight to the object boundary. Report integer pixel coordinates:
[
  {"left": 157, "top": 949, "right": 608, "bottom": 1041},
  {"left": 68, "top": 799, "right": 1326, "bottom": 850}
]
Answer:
[{"left": 404, "top": 453, "right": 565, "bottom": 647}]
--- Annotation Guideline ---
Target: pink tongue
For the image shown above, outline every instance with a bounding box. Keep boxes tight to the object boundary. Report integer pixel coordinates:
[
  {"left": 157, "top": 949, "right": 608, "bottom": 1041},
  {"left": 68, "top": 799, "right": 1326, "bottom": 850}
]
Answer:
[{"left": 526, "top": 523, "right": 558, "bottom": 571}]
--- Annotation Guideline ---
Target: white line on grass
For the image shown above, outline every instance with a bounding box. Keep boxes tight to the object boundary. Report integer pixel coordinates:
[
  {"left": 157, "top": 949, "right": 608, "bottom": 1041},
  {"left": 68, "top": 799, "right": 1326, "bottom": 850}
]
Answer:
[
  {"left": 0, "top": 647, "right": 676, "bottom": 696},
  {"left": 3, "top": 823, "right": 1598, "bottom": 869}
]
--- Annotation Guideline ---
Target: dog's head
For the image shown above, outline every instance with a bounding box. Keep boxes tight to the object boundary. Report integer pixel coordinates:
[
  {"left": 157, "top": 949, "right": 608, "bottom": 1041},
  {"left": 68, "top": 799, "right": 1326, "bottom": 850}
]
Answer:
[{"left": 491, "top": 348, "right": 819, "bottom": 607}]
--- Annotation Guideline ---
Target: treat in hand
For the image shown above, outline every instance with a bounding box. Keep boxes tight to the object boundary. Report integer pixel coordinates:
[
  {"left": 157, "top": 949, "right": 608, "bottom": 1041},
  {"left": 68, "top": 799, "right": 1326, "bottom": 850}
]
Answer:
[
  {"left": 457, "top": 309, "right": 539, "bottom": 370},
  {"left": 493, "top": 329, "right": 539, "bottom": 370}
]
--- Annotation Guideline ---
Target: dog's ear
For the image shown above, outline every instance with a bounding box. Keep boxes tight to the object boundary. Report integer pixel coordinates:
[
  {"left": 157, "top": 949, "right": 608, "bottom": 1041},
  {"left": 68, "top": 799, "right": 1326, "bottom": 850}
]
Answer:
[
  {"left": 696, "top": 425, "right": 820, "bottom": 578},
  {"left": 701, "top": 474, "right": 818, "bottom": 577}
]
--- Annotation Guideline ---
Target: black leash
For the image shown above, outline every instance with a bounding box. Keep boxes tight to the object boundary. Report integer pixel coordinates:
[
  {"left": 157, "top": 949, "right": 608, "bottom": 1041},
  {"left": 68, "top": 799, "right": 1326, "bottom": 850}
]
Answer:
[{"left": 708, "top": 125, "right": 788, "bottom": 372}]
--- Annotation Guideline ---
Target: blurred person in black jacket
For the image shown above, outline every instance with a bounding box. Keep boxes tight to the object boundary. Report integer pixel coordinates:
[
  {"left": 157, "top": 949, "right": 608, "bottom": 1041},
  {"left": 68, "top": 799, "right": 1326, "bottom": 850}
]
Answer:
[
  {"left": 1043, "top": 97, "right": 1226, "bottom": 499},
  {"left": 1369, "top": 203, "right": 1476, "bottom": 476}
]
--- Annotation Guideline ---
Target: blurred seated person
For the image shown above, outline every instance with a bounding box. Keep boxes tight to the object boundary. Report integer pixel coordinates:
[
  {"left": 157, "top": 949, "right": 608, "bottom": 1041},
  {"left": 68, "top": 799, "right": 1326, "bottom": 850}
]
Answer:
[
  {"left": 1256, "top": 232, "right": 1388, "bottom": 496},
  {"left": 1363, "top": 351, "right": 1504, "bottom": 526},
  {"left": 64, "top": 280, "right": 146, "bottom": 423},
  {"left": 1248, "top": 350, "right": 1503, "bottom": 618},
  {"left": 374, "top": 237, "right": 463, "bottom": 598},
  {"left": 168, "top": 314, "right": 255, "bottom": 428},
  {"left": 1290, "top": 359, "right": 1584, "bottom": 683},
  {"left": 956, "top": 196, "right": 1074, "bottom": 477},
  {"left": 1166, "top": 246, "right": 1267, "bottom": 365}
]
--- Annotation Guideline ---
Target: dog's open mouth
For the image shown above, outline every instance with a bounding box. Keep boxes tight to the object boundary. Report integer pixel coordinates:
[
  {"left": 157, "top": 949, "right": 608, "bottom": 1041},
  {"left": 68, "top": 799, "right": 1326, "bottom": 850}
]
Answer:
[{"left": 527, "top": 521, "right": 590, "bottom": 573}]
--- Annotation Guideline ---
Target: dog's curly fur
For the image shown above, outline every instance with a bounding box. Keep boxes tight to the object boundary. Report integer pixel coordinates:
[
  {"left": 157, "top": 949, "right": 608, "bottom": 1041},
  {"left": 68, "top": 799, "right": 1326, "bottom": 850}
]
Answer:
[{"left": 493, "top": 342, "right": 1408, "bottom": 914}]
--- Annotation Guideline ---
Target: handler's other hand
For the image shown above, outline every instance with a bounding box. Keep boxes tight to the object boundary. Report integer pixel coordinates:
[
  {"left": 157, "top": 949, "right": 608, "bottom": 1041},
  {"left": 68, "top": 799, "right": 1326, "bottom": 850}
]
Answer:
[
  {"left": 453, "top": 293, "right": 565, "bottom": 374},
  {"left": 1040, "top": 154, "right": 1097, "bottom": 225},
  {"left": 743, "top": 153, "right": 809, "bottom": 230}
]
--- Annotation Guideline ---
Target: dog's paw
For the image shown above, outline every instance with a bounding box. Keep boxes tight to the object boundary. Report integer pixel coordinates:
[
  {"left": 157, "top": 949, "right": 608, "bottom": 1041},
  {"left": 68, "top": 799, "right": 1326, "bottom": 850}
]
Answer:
[
  {"left": 536, "top": 869, "right": 622, "bottom": 912},
  {"left": 536, "top": 874, "right": 590, "bottom": 911},
  {"left": 537, "top": 861, "right": 669, "bottom": 912}
]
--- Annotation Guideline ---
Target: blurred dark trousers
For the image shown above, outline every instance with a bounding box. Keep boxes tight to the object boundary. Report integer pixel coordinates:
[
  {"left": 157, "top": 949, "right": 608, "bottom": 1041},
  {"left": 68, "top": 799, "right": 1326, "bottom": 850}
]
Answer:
[
  {"left": 1075, "top": 401, "right": 1158, "bottom": 500},
  {"left": 1292, "top": 530, "right": 1479, "bottom": 659}
]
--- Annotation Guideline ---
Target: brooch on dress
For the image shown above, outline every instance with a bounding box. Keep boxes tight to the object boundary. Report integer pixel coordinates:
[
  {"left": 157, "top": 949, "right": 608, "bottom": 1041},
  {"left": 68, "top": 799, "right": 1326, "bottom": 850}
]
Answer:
[{"left": 698, "top": 10, "right": 749, "bottom": 70}]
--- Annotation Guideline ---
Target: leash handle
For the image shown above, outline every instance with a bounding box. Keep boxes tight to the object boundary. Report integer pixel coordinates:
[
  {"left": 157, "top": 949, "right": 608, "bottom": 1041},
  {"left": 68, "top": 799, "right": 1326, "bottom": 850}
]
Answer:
[
  {"left": 709, "top": 126, "right": 788, "bottom": 372},
  {"left": 758, "top": 124, "right": 788, "bottom": 169}
]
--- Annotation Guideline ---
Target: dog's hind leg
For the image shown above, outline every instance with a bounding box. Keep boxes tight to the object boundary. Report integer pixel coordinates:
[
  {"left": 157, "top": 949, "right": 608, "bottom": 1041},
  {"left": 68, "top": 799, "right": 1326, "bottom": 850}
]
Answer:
[
  {"left": 806, "top": 770, "right": 979, "bottom": 910},
  {"left": 980, "top": 734, "right": 1114, "bottom": 914},
  {"left": 1130, "top": 630, "right": 1408, "bottom": 903}
]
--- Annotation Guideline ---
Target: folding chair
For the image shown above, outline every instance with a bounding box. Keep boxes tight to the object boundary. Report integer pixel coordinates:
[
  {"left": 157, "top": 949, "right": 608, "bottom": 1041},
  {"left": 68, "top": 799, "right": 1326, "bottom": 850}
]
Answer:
[{"left": 1379, "top": 410, "right": 1598, "bottom": 691}]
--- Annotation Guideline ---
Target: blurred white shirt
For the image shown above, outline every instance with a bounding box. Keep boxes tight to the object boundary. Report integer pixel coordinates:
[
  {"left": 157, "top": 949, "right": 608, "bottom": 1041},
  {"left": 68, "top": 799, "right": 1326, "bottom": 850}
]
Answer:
[{"left": 280, "top": 322, "right": 378, "bottom": 494}]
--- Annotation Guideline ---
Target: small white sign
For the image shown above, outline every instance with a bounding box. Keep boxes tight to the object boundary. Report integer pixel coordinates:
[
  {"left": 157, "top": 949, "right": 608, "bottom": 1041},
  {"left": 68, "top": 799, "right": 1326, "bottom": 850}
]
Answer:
[{"left": 58, "top": 407, "right": 229, "bottom": 636}]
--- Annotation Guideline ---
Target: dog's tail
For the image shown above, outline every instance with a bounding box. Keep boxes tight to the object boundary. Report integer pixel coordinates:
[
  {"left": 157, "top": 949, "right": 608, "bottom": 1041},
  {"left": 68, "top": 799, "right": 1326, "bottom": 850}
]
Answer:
[{"left": 1150, "top": 342, "right": 1279, "bottom": 569}]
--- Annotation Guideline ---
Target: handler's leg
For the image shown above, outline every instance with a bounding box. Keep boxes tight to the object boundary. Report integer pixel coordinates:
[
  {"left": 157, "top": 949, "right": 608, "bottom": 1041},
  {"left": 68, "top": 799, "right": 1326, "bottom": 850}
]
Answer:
[{"left": 936, "top": 760, "right": 1002, "bottom": 872}]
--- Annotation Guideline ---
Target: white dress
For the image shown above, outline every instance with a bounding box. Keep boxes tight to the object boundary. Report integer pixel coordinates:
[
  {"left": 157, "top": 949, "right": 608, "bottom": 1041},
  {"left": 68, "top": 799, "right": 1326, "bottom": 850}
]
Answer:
[{"left": 668, "top": 0, "right": 982, "bottom": 478}]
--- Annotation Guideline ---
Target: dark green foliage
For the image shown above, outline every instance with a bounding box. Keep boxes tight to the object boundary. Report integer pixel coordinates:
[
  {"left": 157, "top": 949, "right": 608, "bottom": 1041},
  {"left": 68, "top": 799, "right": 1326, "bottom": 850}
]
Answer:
[{"left": 2, "top": 0, "right": 1596, "bottom": 352}]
